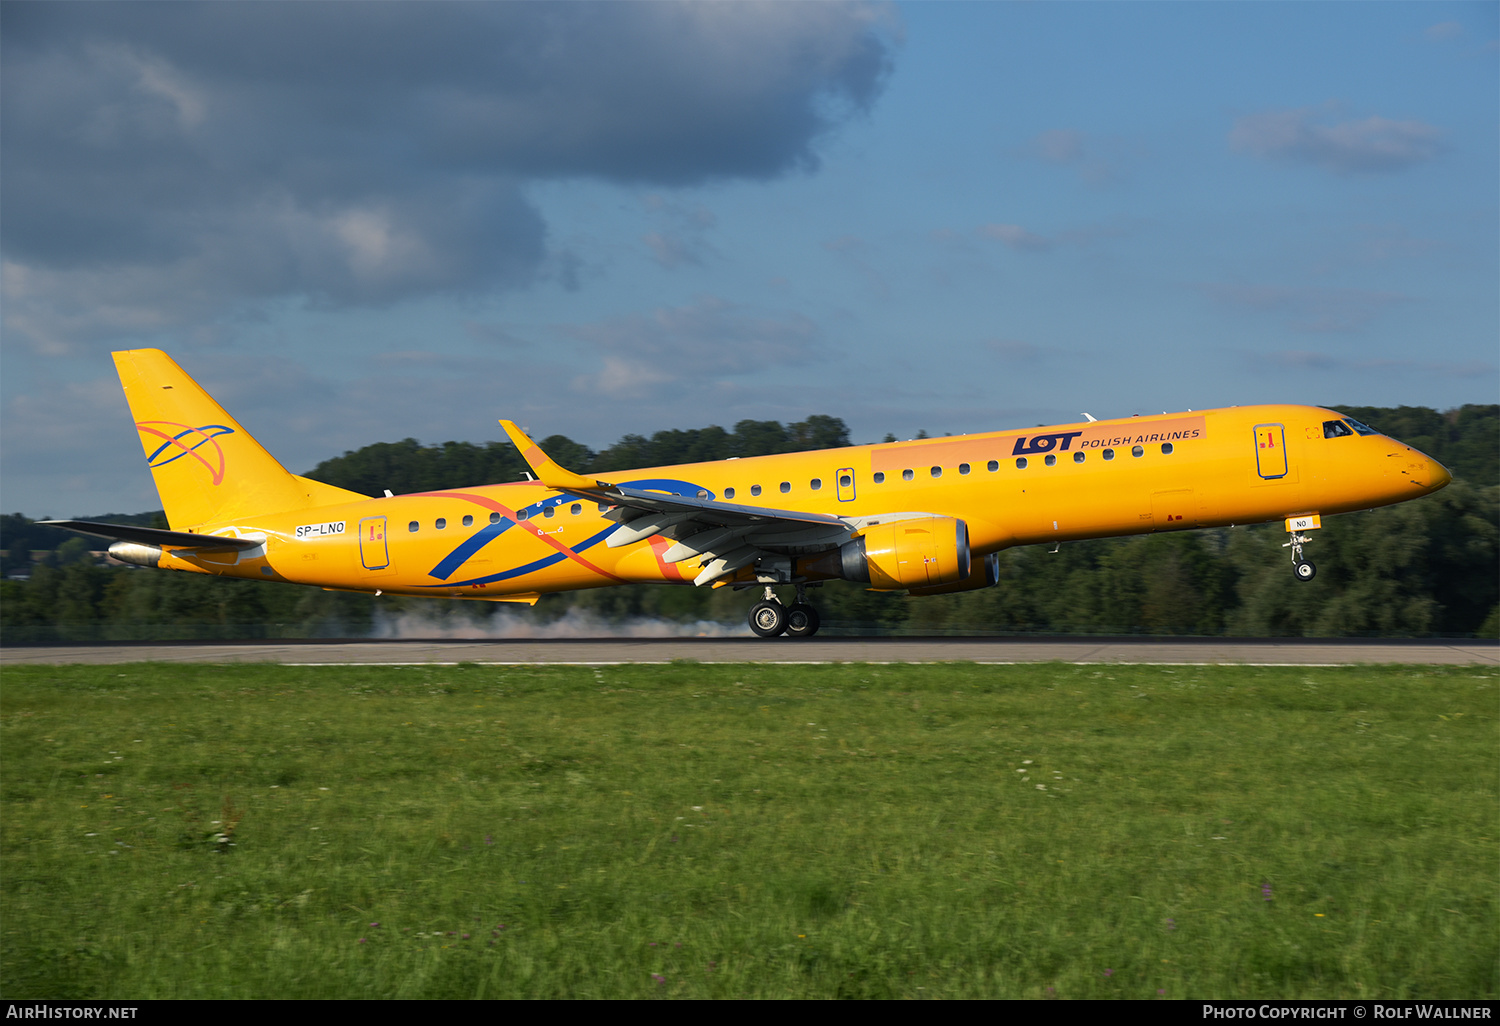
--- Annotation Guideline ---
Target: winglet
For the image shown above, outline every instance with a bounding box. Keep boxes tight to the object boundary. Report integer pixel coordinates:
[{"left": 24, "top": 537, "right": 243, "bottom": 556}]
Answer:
[{"left": 499, "top": 420, "right": 603, "bottom": 492}]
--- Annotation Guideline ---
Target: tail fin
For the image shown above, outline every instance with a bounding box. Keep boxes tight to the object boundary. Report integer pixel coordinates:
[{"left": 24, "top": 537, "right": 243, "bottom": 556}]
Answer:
[{"left": 113, "top": 349, "right": 368, "bottom": 529}]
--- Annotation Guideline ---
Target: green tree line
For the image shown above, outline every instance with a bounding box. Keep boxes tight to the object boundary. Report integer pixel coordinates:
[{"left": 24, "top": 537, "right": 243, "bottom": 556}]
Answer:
[{"left": 4, "top": 406, "right": 1495, "bottom": 641}]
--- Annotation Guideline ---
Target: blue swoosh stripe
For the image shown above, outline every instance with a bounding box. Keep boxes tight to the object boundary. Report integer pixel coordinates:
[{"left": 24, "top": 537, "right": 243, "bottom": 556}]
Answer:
[
  {"left": 428, "top": 519, "right": 516, "bottom": 580},
  {"left": 147, "top": 425, "right": 234, "bottom": 467},
  {"left": 422, "top": 475, "right": 705, "bottom": 585},
  {"left": 420, "top": 551, "right": 567, "bottom": 589}
]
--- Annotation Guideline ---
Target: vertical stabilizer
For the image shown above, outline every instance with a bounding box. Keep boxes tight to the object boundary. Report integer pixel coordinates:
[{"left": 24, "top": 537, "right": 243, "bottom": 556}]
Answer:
[{"left": 112, "top": 349, "right": 366, "bottom": 528}]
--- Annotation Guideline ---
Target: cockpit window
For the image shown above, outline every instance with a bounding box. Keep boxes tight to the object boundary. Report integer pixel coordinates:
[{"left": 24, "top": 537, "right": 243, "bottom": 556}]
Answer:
[
  {"left": 1344, "top": 417, "right": 1377, "bottom": 436},
  {"left": 1323, "top": 419, "right": 1353, "bottom": 438}
]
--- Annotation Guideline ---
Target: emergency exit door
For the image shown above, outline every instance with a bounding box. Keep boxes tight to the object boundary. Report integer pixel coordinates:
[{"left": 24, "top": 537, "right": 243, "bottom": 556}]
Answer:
[
  {"left": 359, "top": 516, "right": 390, "bottom": 570},
  {"left": 1253, "top": 424, "right": 1288, "bottom": 480}
]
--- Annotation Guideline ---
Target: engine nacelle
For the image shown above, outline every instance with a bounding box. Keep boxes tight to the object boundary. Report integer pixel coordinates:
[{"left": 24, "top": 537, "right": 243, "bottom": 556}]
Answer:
[
  {"left": 107, "top": 541, "right": 162, "bottom": 568},
  {"left": 837, "top": 516, "right": 971, "bottom": 590},
  {"left": 906, "top": 551, "right": 1000, "bottom": 596}
]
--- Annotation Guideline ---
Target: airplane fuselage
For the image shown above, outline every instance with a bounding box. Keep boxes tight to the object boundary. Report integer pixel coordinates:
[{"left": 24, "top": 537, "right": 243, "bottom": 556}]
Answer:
[{"left": 150, "top": 403, "right": 1450, "bottom": 602}]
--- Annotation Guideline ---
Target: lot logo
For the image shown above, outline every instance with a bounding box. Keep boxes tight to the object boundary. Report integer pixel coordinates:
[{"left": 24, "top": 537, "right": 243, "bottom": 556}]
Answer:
[
  {"left": 137, "top": 421, "right": 235, "bottom": 486},
  {"left": 1012, "top": 431, "right": 1084, "bottom": 456}
]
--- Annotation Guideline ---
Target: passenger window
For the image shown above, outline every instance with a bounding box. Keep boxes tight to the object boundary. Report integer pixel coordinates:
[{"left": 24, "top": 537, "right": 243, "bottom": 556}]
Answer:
[
  {"left": 408, "top": 521, "right": 419, "bottom": 532},
  {"left": 959, "top": 463, "right": 970, "bottom": 475},
  {"left": 839, "top": 475, "right": 851, "bottom": 487},
  {"left": 571, "top": 503, "right": 581, "bottom": 515},
  {"left": 1073, "top": 452, "right": 1085, "bottom": 463},
  {"left": 1015, "top": 457, "right": 1027, "bottom": 469},
  {"left": 988, "top": 460, "right": 999, "bottom": 472},
  {"left": 489, "top": 512, "right": 501, "bottom": 524},
  {"left": 902, "top": 469, "right": 914, "bottom": 481},
  {"left": 463, "top": 514, "right": 474, "bottom": 527},
  {"left": 518, "top": 509, "right": 530, "bottom": 520},
  {"left": 930, "top": 466, "right": 942, "bottom": 478},
  {"left": 696, "top": 490, "right": 709, "bottom": 500},
  {"left": 1160, "top": 443, "right": 1173, "bottom": 455},
  {"left": 873, "top": 472, "right": 885, "bottom": 484},
  {"left": 810, "top": 478, "right": 822, "bottom": 490},
  {"left": 725, "top": 487, "right": 736, "bottom": 499},
  {"left": 597, "top": 503, "right": 610, "bottom": 513},
  {"left": 544, "top": 506, "right": 555, "bottom": 519},
  {"left": 1132, "top": 445, "right": 1144, "bottom": 458},
  {"left": 436, "top": 518, "right": 447, "bottom": 529},
  {"left": 780, "top": 482, "right": 791, "bottom": 493},
  {"left": 751, "top": 485, "right": 762, "bottom": 496},
  {"left": 1323, "top": 420, "right": 1353, "bottom": 438},
  {"left": 1044, "top": 454, "right": 1056, "bottom": 467},
  {"left": 1103, "top": 449, "right": 1115, "bottom": 461}
]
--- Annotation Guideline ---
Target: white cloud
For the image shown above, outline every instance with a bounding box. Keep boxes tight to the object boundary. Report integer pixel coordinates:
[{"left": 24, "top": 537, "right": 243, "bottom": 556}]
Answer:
[
  {"left": 565, "top": 297, "right": 823, "bottom": 399},
  {"left": 978, "top": 223, "right": 1051, "bottom": 252},
  {"left": 985, "top": 339, "right": 1044, "bottom": 362},
  {"left": 1262, "top": 350, "right": 1495, "bottom": 378},
  {"left": 1195, "top": 283, "right": 1408, "bottom": 333},
  {"left": 1230, "top": 107, "right": 1443, "bottom": 175},
  {"left": 1, "top": 3, "right": 897, "bottom": 347},
  {"left": 1013, "top": 128, "right": 1134, "bottom": 185}
]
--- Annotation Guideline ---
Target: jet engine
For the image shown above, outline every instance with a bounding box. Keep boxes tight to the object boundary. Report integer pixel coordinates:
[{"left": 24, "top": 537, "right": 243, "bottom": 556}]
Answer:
[
  {"left": 831, "top": 516, "right": 971, "bottom": 590},
  {"left": 108, "top": 541, "right": 163, "bottom": 568},
  {"left": 906, "top": 551, "right": 1000, "bottom": 596}
]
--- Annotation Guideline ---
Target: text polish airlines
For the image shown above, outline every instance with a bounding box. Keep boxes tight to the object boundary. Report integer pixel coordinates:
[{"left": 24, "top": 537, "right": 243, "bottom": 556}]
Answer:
[{"left": 47, "top": 349, "right": 1452, "bottom": 638}]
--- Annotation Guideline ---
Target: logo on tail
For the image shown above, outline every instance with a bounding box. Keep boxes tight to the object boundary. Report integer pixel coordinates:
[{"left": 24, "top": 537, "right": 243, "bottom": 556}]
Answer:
[{"left": 137, "top": 421, "right": 235, "bottom": 485}]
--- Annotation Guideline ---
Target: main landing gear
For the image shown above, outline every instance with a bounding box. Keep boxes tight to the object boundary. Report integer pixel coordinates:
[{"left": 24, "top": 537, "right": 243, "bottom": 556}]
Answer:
[{"left": 748, "top": 584, "right": 822, "bottom": 638}]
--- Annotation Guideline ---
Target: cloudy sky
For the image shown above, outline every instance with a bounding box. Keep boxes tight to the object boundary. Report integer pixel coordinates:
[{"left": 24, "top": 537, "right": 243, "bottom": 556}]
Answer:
[{"left": 3, "top": 1, "right": 1495, "bottom": 517}]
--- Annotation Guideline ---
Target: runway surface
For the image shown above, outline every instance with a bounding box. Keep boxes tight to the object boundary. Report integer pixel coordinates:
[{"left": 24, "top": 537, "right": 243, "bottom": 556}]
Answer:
[{"left": 4, "top": 636, "right": 1495, "bottom": 666}]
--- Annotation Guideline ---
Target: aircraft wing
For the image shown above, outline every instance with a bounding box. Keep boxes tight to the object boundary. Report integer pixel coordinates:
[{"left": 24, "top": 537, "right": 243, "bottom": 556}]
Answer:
[
  {"left": 499, "top": 420, "right": 852, "bottom": 585},
  {"left": 40, "top": 520, "right": 262, "bottom": 551}
]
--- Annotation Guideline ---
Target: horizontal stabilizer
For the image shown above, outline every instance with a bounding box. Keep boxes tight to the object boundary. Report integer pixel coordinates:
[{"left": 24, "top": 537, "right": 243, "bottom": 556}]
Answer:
[{"left": 40, "top": 520, "right": 261, "bottom": 551}]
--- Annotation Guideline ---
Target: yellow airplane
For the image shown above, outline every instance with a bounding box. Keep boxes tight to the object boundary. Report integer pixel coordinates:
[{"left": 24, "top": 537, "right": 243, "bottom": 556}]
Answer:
[{"left": 47, "top": 349, "right": 1452, "bottom": 638}]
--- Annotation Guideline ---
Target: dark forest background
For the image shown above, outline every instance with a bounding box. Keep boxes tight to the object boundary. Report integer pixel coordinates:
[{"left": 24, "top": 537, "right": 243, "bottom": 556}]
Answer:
[{"left": 4, "top": 404, "right": 1495, "bottom": 642}]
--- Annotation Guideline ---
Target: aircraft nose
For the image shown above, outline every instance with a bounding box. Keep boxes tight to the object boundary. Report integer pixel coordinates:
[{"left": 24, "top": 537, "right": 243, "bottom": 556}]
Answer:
[
  {"left": 1426, "top": 456, "right": 1452, "bottom": 492},
  {"left": 1405, "top": 449, "right": 1451, "bottom": 494}
]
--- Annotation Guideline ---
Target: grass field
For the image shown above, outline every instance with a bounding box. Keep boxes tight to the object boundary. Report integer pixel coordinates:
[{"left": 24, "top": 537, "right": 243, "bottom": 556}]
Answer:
[{"left": 1, "top": 661, "right": 1494, "bottom": 999}]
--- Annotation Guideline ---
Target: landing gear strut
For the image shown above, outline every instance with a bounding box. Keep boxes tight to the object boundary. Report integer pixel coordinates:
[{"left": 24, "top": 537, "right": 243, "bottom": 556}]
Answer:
[{"left": 748, "top": 584, "right": 822, "bottom": 638}]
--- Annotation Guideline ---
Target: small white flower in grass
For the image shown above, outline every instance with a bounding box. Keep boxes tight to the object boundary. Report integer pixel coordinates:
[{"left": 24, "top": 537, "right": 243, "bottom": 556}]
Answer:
[{"left": 1036, "top": 784, "right": 1047, "bottom": 790}]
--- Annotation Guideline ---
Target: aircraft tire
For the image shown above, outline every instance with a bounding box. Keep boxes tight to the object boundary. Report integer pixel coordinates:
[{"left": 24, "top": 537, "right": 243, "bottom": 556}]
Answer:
[
  {"left": 1294, "top": 560, "right": 1317, "bottom": 582},
  {"left": 749, "top": 600, "right": 788, "bottom": 637},
  {"left": 785, "top": 603, "right": 821, "bottom": 638}
]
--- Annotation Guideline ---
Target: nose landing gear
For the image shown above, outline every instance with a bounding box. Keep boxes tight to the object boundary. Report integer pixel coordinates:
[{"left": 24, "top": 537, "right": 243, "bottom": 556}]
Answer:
[
  {"left": 748, "top": 584, "right": 822, "bottom": 638},
  {"left": 1283, "top": 515, "right": 1321, "bottom": 583}
]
